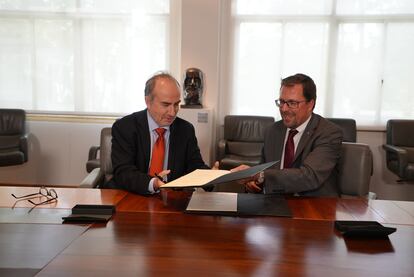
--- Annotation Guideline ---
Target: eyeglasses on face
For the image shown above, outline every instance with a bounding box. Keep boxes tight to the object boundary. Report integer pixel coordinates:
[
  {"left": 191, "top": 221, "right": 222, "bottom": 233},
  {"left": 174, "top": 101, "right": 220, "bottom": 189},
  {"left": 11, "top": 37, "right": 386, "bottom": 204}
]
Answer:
[{"left": 275, "top": 99, "right": 308, "bottom": 109}]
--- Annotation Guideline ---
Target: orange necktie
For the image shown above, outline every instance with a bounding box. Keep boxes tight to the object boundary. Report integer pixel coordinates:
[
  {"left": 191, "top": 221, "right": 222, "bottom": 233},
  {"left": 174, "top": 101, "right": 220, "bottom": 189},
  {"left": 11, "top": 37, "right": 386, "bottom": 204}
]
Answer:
[{"left": 149, "top": 128, "right": 166, "bottom": 177}]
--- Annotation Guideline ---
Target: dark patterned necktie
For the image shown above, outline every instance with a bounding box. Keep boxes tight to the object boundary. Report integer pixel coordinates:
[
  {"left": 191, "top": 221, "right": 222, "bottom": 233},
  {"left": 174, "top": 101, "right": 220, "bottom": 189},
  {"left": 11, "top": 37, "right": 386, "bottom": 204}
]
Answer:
[{"left": 283, "top": 129, "right": 298, "bottom": 168}]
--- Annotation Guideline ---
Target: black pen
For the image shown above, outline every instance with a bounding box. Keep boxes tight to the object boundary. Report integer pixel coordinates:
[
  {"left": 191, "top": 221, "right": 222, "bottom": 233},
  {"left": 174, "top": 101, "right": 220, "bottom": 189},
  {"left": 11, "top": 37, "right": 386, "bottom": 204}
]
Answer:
[{"left": 155, "top": 173, "right": 164, "bottom": 182}]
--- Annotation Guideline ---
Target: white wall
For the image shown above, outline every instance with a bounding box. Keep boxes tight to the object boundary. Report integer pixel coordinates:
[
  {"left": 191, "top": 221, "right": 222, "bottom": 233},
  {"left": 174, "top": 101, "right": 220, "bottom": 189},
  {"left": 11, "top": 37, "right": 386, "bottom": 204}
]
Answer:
[
  {"left": 181, "top": 0, "right": 221, "bottom": 153},
  {"left": 0, "top": 119, "right": 111, "bottom": 185},
  {"left": 181, "top": 0, "right": 221, "bottom": 111}
]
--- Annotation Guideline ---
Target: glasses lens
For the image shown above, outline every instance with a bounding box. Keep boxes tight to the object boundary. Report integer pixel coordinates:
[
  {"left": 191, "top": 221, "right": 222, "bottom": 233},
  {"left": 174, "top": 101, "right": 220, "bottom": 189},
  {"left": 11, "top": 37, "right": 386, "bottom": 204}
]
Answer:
[
  {"left": 284, "top": 100, "right": 300, "bottom": 108},
  {"left": 287, "top": 101, "right": 296, "bottom": 108},
  {"left": 49, "top": 189, "right": 58, "bottom": 199},
  {"left": 40, "top": 187, "right": 48, "bottom": 196}
]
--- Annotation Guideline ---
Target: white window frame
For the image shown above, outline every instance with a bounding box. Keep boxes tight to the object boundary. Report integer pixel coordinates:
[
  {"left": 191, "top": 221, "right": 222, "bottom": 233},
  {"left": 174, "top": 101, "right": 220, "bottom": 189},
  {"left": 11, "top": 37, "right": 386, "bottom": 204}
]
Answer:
[
  {"left": 0, "top": 0, "right": 181, "bottom": 117},
  {"left": 219, "top": 0, "right": 414, "bottom": 128}
]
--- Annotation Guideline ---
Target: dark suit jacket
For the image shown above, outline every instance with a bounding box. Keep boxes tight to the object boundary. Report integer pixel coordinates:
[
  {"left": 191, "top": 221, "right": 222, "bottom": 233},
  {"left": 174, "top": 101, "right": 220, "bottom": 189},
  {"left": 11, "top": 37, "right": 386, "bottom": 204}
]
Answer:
[
  {"left": 262, "top": 113, "right": 343, "bottom": 197},
  {"left": 108, "top": 110, "right": 209, "bottom": 195}
]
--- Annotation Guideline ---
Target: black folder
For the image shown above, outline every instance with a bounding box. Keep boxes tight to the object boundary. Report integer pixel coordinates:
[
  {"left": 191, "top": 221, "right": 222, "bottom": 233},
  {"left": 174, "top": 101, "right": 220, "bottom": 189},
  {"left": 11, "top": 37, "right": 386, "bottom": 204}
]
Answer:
[
  {"left": 62, "top": 204, "right": 115, "bottom": 223},
  {"left": 185, "top": 192, "right": 292, "bottom": 217},
  {"left": 334, "top": 220, "right": 396, "bottom": 238},
  {"left": 161, "top": 161, "right": 278, "bottom": 189}
]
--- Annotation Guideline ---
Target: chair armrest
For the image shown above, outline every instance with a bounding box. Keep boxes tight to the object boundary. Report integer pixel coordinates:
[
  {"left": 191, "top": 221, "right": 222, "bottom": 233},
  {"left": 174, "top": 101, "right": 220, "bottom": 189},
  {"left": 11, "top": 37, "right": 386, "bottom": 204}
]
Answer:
[
  {"left": 79, "top": 168, "right": 104, "bottom": 188},
  {"left": 217, "top": 139, "right": 227, "bottom": 161},
  {"left": 383, "top": 144, "right": 408, "bottom": 176},
  {"left": 88, "top": 146, "right": 100, "bottom": 160},
  {"left": 19, "top": 134, "right": 29, "bottom": 162}
]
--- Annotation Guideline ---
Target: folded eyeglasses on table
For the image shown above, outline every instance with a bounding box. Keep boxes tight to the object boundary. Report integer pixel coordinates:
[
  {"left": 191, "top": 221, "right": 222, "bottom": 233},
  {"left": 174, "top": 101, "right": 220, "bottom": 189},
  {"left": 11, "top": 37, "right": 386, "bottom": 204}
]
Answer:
[{"left": 11, "top": 186, "right": 58, "bottom": 209}]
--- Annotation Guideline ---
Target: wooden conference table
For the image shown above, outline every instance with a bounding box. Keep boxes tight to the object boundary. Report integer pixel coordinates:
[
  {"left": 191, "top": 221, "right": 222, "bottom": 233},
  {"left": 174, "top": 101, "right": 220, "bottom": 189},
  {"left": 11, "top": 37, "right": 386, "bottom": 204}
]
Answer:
[{"left": 1, "top": 186, "right": 414, "bottom": 276}]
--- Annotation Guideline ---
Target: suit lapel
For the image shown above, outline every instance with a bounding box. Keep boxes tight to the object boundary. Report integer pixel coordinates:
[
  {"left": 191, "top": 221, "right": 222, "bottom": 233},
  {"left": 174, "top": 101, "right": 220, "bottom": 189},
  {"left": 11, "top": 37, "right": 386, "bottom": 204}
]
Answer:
[
  {"left": 275, "top": 125, "right": 287, "bottom": 162},
  {"left": 294, "top": 114, "right": 319, "bottom": 162},
  {"left": 168, "top": 121, "right": 176, "bottom": 170},
  {"left": 137, "top": 111, "right": 151, "bottom": 170}
]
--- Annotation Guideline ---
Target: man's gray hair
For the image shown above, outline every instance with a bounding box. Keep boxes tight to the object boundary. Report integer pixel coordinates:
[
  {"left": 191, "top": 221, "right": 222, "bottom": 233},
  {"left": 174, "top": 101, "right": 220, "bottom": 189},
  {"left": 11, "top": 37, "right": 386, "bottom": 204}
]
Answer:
[{"left": 144, "top": 72, "right": 180, "bottom": 97}]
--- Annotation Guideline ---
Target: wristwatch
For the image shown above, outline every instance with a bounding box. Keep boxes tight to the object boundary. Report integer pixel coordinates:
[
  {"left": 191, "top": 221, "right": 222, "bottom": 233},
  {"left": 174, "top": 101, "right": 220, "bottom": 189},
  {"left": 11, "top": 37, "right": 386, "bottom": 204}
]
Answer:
[{"left": 255, "top": 171, "right": 265, "bottom": 184}]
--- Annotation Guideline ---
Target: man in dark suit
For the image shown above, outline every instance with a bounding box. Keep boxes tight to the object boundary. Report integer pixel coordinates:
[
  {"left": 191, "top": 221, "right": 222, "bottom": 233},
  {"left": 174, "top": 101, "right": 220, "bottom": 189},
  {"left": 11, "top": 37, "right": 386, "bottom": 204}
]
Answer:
[
  {"left": 246, "top": 73, "right": 343, "bottom": 196},
  {"left": 108, "top": 72, "right": 210, "bottom": 195}
]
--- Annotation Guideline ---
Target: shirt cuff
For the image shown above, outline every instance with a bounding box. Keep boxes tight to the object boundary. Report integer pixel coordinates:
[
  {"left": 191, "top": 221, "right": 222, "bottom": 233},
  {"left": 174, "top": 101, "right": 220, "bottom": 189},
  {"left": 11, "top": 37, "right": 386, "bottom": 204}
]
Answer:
[{"left": 148, "top": 178, "right": 160, "bottom": 194}]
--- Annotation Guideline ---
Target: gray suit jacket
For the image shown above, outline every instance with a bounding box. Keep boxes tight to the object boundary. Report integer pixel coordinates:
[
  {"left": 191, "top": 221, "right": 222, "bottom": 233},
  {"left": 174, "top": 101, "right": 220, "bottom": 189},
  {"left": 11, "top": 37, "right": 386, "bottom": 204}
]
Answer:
[{"left": 262, "top": 113, "right": 343, "bottom": 197}]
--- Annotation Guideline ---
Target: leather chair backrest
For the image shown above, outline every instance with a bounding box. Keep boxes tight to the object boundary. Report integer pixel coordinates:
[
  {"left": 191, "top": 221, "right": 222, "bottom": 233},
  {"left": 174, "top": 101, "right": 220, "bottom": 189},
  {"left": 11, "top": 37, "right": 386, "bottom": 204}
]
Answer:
[
  {"left": 0, "top": 109, "right": 26, "bottom": 135},
  {"left": 326, "top": 118, "right": 357, "bottom": 143},
  {"left": 386, "top": 119, "right": 414, "bottom": 147},
  {"left": 223, "top": 115, "right": 274, "bottom": 158},
  {"left": 100, "top": 127, "right": 113, "bottom": 182},
  {"left": 338, "top": 142, "right": 373, "bottom": 197},
  {"left": 227, "top": 141, "right": 263, "bottom": 157},
  {"left": 0, "top": 109, "right": 28, "bottom": 166},
  {"left": 224, "top": 115, "right": 274, "bottom": 142}
]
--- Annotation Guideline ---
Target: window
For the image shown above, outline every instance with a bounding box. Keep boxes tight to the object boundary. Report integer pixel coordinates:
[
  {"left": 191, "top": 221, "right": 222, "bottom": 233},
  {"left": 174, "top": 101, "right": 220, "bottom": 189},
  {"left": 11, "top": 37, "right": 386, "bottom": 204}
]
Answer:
[
  {"left": 225, "top": 0, "right": 414, "bottom": 126},
  {"left": 0, "top": 0, "right": 179, "bottom": 115}
]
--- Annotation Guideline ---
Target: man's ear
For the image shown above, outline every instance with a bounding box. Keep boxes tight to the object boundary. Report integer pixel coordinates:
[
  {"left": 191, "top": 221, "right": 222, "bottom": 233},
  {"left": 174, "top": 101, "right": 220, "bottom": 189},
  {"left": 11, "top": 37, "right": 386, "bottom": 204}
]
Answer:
[
  {"left": 309, "top": 99, "right": 315, "bottom": 111},
  {"left": 145, "top": 95, "right": 151, "bottom": 107}
]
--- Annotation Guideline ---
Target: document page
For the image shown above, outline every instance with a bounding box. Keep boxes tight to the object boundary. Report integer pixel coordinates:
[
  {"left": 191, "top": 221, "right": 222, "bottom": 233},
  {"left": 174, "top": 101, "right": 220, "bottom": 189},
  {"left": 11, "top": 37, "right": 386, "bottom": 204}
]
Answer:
[
  {"left": 161, "top": 169, "right": 230, "bottom": 188},
  {"left": 160, "top": 161, "right": 278, "bottom": 189}
]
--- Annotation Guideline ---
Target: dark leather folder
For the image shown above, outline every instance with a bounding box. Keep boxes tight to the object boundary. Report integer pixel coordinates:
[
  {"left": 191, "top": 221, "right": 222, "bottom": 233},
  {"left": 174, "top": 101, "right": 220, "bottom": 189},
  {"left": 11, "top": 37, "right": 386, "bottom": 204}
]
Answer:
[
  {"left": 162, "top": 161, "right": 278, "bottom": 189},
  {"left": 62, "top": 204, "right": 115, "bottom": 223},
  {"left": 335, "top": 220, "right": 396, "bottom": 238},
  {"left": 185, "top": 192, "right": 292, "bottom": 217}
]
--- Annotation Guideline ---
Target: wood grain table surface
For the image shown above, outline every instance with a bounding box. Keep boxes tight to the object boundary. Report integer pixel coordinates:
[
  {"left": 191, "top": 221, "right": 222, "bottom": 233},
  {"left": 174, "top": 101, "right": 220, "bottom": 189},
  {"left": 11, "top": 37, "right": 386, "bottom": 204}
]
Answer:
[
  {"left": 37, "top": 211, "right": 414, "bottom": 277},
  {"left": 116, "top": 190, "right": 414, "bottom": 225},
  {"left": 0, "top": 186, "right": 128, "bottom": 209},
  {"left": 1, "top": 186, "right": 414, "bottom": 276}
]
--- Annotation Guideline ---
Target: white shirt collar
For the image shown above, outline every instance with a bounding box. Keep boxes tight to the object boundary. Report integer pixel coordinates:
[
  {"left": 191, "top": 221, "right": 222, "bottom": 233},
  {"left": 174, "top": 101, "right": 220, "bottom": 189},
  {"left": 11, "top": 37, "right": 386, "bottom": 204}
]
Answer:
[{"left": 147, "top": 110, "right": 170, "bottom": 132}]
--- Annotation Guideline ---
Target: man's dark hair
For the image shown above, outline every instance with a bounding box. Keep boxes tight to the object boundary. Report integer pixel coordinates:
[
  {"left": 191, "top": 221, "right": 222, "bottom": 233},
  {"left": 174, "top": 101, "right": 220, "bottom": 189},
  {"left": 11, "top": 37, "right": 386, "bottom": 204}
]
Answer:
[
  {"left": 144, "top": 72, "right": 180, "bottom": 98},
  {"left": 281, "top": 73, "right": 317, "bottom": 105}
]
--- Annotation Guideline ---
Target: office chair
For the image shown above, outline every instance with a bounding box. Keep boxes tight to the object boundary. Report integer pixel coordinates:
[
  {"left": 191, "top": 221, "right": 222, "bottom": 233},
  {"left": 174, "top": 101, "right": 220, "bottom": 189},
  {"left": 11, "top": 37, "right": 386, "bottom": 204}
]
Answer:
[
  {"left": 0, "top": 109, "right": 28, "bottom": 166},
  {"left": 338, "top": 142, "right": 373, "bottom": 197},
  {"left": 80, "top": 127, "right": 112, "bottom": 188},
  {"left": 215, "top": 142, "right": 375, "bottom": 196},
  {"left": 86, "top": 145, "right": 100, "bottom": 173},
  {"left": 217, "top": 115, "right": 274, "bottom": 170},
  {"left": 383, "top": 119, "right": 414, "bottom": 181},
  {"left": 326, "top": 118, "right": 357, "bottom": 142}
]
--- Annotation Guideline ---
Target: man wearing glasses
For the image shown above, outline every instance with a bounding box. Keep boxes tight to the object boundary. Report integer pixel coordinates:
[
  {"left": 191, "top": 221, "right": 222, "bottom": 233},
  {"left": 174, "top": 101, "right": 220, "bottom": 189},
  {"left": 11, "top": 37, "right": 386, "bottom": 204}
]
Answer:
[{"left": 245, "top": 73, "right": 343, "bottom": 196}]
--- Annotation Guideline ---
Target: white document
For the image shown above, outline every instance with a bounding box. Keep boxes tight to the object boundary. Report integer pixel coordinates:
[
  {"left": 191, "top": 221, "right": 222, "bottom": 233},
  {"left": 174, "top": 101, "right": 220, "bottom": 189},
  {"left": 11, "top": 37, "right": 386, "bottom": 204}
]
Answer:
[
  {"left": 160, "top": 161, "right": 278, "bottom": 189},
  {"left": 161, "top": 169, "right": 230, "bottom": 188}
]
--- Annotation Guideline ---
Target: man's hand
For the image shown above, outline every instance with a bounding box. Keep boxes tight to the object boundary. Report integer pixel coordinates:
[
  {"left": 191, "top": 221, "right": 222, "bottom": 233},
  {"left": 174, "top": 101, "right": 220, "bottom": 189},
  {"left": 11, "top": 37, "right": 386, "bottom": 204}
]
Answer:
[
  {"left": 211, "top": 161, "right": 220, "bottom": 170},
  {"left": 245, "top": 180, "right": 263, "bottom": 193},
  {"left": 153, "top": 169, "right": 171, "bottom": 191},
  {"left": 246, "top": 171, "right": 265, "bottom": 192},
  {"left": 229, "top": 164, "right": 264, "bottom": 192},
  {"left": 230, "top": 164, "right": 249, "bottom": 172}
]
